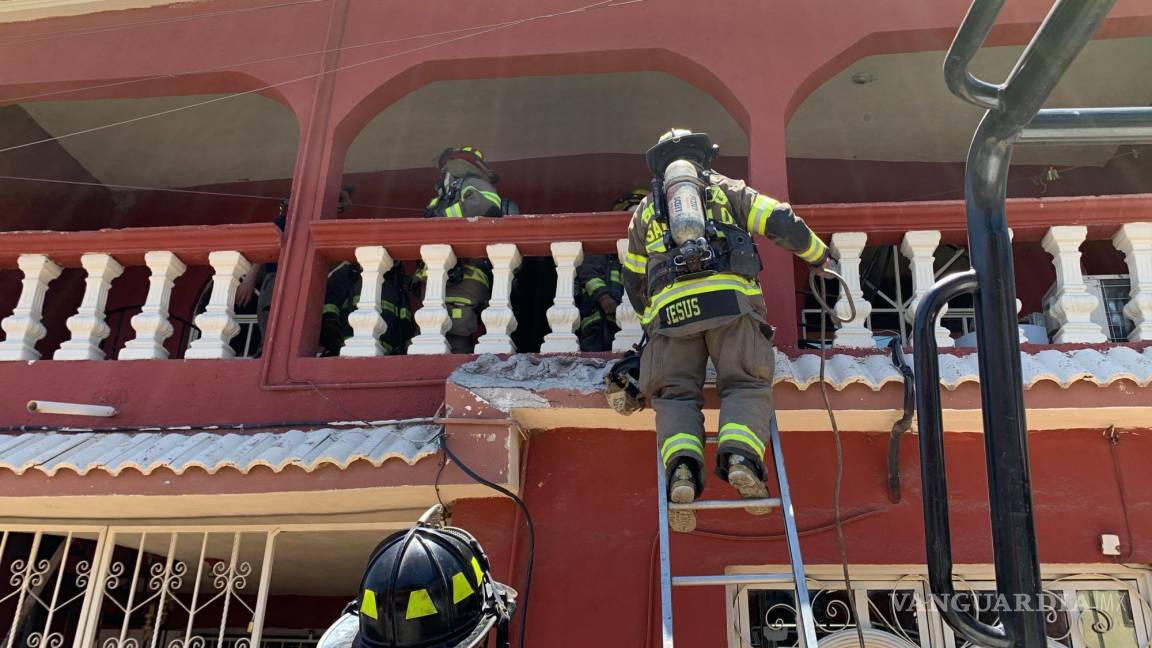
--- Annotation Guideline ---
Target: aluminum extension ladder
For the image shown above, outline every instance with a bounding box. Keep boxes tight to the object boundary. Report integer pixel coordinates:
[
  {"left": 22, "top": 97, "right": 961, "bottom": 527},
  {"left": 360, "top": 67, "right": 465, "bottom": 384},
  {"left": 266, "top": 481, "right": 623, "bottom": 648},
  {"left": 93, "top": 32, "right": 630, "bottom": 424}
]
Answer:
[{"left": 655, "top": 413, "right": 818, "bottom": 647}]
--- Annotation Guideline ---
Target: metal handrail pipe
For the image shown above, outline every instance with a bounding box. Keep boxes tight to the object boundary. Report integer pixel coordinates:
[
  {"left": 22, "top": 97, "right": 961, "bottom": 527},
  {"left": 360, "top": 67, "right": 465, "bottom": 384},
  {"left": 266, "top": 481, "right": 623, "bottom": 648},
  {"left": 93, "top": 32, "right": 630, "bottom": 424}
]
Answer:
[{"left": 1021, "top": 107, "right": 1152, "bottom": 144}]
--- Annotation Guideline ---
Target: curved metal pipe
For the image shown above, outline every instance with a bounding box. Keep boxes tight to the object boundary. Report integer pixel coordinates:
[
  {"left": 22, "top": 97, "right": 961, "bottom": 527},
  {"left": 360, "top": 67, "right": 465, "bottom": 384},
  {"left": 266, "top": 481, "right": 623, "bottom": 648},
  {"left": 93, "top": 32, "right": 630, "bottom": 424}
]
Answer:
[
  {"left": 910, "top": 270, "right": 1009, "bottom": 648},
  {"left": 943, "top": 0, "right": 1005, "bottom": 110}
]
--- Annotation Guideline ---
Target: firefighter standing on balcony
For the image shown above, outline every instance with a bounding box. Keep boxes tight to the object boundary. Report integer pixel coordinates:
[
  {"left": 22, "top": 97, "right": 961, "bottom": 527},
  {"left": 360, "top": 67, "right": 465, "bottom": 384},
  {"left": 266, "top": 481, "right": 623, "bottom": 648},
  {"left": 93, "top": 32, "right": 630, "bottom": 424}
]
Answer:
[
  {"left": 575, "top": 189, "right": 648, "bottom": 352},
  {"left": 414, "top": 146, "right": 505, "bottom": 354},
  {"left": 623, "top": 129, "right": 833, "bottom": 533}
]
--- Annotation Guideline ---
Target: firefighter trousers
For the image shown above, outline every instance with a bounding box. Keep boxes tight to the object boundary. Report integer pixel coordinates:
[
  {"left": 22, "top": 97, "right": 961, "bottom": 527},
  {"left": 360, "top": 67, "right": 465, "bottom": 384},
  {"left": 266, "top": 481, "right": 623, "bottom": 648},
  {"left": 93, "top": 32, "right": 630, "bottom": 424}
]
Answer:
[
  {"left": 640, "top": 313, "right": 775, "bottom": 496},
  {"left": 445, "top": 273, "right": 490, "bottom": 354}
]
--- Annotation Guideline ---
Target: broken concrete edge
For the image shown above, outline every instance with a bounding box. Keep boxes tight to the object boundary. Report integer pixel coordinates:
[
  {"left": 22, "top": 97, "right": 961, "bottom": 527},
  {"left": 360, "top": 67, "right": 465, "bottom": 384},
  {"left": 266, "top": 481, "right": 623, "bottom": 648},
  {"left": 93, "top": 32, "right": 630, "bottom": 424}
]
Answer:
[{"left": 445, "top": 346, "right": 1152, "bottom": 418}]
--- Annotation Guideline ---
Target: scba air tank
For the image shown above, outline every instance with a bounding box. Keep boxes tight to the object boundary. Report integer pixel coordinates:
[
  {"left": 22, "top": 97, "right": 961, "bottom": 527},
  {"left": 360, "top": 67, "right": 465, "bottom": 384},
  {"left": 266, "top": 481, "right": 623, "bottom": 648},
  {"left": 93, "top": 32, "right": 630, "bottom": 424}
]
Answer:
[{"left": 663, "top": 159, "right": 706, "bottom": 245}]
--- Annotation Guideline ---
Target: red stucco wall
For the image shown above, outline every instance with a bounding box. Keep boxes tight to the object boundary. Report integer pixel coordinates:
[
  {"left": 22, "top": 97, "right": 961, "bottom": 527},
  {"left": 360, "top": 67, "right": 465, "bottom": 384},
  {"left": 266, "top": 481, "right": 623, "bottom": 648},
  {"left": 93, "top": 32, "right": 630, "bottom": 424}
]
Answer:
[{"left": 450, "top": 426, "right": 1151, "bottom": 647}]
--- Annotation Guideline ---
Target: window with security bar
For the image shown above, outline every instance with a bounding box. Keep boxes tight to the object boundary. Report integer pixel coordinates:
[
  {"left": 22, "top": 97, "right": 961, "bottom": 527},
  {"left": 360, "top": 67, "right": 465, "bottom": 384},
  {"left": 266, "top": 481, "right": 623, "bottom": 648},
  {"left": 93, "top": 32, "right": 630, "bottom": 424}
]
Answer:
[
  {"left": 729, "top": 569, "right": 1152, "bottom": 648},
  {"left": 800, "top": 244, "right": 976, "bottom": 348},
  {"left": 1097, "top": 277, "right": 1136, "bottom": 343},
  {"left": 1, "top": 525, "right": 402, "bottom": 648}
]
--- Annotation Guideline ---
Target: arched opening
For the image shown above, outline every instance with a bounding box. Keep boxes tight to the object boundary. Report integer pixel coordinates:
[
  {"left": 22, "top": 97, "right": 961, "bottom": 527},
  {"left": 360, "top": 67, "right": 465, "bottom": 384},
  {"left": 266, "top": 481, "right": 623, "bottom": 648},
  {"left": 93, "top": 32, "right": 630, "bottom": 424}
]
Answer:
[
  {"left": 333, "top": 70, "right": 749, "bottom": 353},
  {"left": 786, "top": 36, "right": 1152, "bottom": 204},
  {"left": 788, "top": 36, "right": 1152, "bottom": 347},
  {"left": 339, "top": 70, "right": 748, "bottom": 218},
  {"left": 0, "top": 83, "right": 299, "bottom": 232}
]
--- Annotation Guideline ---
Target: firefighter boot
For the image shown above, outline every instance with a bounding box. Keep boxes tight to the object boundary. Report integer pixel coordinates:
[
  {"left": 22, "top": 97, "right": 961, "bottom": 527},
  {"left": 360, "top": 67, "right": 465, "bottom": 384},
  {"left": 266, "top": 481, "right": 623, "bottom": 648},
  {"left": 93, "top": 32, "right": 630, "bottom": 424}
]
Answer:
[
  {"left": 727, "top": 454, "right": 772, "bottom": 515},
  {"left": 668, "top": 463, "right": 697, "bottom": 533}
]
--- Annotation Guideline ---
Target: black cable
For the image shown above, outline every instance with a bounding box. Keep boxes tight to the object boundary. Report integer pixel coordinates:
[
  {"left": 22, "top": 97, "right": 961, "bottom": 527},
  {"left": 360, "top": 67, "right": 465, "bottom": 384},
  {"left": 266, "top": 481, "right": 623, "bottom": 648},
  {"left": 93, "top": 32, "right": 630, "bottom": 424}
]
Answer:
[
  {"left": 1106, "top": 425, "right": 1136, "bottom": 561},
  {"left": 816, "top": 271, "right": 866, "bottom": 648},
  {"left": 440, "top": 432, "right": 534, "bottom": 648}
]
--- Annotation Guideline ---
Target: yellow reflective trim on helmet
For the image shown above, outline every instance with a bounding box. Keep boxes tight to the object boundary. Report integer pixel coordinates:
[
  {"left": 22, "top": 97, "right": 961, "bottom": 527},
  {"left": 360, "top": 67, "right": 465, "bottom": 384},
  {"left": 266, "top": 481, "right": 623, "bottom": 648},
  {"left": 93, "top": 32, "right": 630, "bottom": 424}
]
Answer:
[
  {"left": 718, "top": 422, "right": 766, "bottom": 455},
  {"left": 798, "top": 234, "right": 827, "bottom": 263},
  {"left": 641, "top": 274, "right": 763, "bottom": 325},
  {"left": 360, "top": 589, "right": 378, "bottom": 619},
  {"left": 471, "top": 557, "right": 484, "bottom": 584},
  {"left": 405, "top": 589, "right": 438, "bottom": 620},
  {"left": 452, "top": 571, "right": 475, "bottom": 604}
]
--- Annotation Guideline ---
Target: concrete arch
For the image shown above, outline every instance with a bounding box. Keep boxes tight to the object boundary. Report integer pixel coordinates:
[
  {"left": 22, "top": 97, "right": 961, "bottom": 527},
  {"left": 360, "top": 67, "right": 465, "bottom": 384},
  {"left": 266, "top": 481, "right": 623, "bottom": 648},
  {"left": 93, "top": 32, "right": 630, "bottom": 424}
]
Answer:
[{"left": 333, "top": 48, "right": 752, "bottom": 153}]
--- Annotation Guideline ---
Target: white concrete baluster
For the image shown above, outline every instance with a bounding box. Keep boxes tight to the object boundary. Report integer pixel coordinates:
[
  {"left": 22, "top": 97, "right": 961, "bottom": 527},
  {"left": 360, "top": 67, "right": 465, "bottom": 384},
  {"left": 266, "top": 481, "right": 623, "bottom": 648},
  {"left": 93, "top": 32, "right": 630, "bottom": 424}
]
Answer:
[
  {"left": 339, "top": 246, "right": 394, "bottom": 358},
  {"left": 119, "top": 251, "right": 187, "bottom": 360},
  {"left": 830, "top": 232, "right": 874, "bottom": 347},
  {"left": 409, "top": 244, "right": 456, "bottom": 355},
  {"left": 475, "top": 244, "right": 522, "bottom": 354},
  {"left": 55, "top": 253, "right": 124, "bottom": 360},
  {"left": 0, "top": 254, "right": 62, "bottom": 361},
  {"left": 186, "top": 251, "right": 252, "bottom": 359},
  {"left": 1041, "top": 225, "right": 1106, "bottom": 344},
  {"left": 541, "top": 241, "right": 584, "bottom": 353},
  {"left": 1112, "top": 222, "right": 1152, "bottom": 341},
  {"left": 612, "top": 238, "right": 643, "bottom": 352},
  {"left": 900, "top": 230, "right": 952, "bottom": 348},
  {"left": 1007, "top": 228, "right": 1028, "bottom": 344}
]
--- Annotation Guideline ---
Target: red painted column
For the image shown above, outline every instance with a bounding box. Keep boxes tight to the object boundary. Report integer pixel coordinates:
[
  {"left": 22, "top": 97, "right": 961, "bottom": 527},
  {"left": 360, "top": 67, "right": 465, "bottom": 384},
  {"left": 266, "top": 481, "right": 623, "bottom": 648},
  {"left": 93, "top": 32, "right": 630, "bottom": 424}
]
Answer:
[
  {"left": 747, "top": 104, "right": 801, "bottom": 347},
  {"left": 262, "top": 0, "right": 352, "bottom": 386}
]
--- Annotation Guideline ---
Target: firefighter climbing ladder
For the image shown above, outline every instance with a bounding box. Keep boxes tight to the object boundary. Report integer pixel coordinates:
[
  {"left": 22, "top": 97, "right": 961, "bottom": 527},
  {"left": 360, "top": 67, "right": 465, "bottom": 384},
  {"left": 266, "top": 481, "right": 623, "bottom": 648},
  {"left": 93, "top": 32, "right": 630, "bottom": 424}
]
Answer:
[{"left": 655, "top": 412, "right": 819, "bottom": 648}]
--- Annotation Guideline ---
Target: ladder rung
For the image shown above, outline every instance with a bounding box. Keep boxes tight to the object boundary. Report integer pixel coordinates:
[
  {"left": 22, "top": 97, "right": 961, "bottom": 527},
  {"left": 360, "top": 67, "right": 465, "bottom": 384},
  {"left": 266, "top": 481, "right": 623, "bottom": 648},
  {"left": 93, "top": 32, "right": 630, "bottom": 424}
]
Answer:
[
  {"left": 668, "top": 498, "right": 781, "bottom": 511},
  {"left": 672, "top": 573, "right": 793, "bottom": 587}
]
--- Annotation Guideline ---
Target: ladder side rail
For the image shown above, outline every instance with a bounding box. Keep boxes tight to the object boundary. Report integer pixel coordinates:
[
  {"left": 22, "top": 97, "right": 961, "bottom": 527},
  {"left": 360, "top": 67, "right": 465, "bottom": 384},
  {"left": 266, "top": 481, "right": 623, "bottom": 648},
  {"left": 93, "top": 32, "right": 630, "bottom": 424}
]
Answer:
[
  {"left": 769, "top": 414, "right": 819, "bottom": 648},
  {"left": 656, "top": 443, "right": 675, "bottom": 648}
]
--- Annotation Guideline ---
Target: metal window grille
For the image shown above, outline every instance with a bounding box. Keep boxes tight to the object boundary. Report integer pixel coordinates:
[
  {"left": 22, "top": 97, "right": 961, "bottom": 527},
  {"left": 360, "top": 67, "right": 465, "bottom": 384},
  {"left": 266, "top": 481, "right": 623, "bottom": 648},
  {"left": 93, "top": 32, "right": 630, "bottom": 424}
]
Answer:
[
  {"left": 1, "top": 523, "right": 405, "bottom": 648},
  {"left": 800, "top": 244, "right": 974, "bottom": 347},
  {"left": 1098, "top": 277, "right": 1136, "bottom": 343},
  {"left": 731, "top": 570, "right": 1152, "bottom": 648}
]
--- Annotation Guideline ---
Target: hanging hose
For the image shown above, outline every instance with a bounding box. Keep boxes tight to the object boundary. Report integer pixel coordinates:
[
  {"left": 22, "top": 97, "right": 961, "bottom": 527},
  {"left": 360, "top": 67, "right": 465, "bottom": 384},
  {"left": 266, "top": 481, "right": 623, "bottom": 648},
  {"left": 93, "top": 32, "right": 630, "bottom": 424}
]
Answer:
[
  {"left": 809, "top": 266, "right": 866, "bottom": 648},
  {"left": 887, "top": 337, "right": 916, "bottom": 504}
]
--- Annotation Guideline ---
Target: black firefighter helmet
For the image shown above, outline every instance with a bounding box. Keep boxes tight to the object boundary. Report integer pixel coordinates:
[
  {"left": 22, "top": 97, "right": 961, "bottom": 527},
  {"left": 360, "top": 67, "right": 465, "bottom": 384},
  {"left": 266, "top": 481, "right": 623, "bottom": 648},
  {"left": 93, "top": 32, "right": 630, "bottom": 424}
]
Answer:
[
  {"left": 646, "top": 128, "right": 719, "bottom": 177},
  {"left": 355, "top": 518, "right": 515, "bottom": 648}
]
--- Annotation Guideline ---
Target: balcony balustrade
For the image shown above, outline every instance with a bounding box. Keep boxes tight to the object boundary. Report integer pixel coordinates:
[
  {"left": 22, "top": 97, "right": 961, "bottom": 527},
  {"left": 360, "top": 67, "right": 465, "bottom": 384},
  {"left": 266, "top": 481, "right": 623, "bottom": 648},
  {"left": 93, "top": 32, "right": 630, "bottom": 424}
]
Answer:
[
  {"left": 2, "top": 202, "right": 1152, "bottom": 365},
  {"left": 0, "top": 223, "right": 280, "bottom": 361}
]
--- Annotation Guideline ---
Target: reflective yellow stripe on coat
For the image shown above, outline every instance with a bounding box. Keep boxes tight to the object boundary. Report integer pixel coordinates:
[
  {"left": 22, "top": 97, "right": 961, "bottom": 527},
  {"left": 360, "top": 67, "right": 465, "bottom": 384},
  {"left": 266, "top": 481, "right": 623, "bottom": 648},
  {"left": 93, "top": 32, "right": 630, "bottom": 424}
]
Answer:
[{"left": 640, "top": 274, "right": 762, "bottom": 325}]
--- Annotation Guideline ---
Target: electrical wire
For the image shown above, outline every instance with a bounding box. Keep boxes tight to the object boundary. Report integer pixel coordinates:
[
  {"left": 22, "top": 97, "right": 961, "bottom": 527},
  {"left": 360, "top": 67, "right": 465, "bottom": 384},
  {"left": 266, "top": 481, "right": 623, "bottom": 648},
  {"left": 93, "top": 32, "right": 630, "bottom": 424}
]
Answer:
[
  {"left": 0, "top": 173, "right": 430, "bottom": 212},
  {"left": 0, "top": 0, "right": 638, "bottom": 156},
  {"left": 1106, "top": 425, "right": 1136, "bottom": 562},
  {"left": 0, "top": 174, "right": 284, "bottom": 200},
  {"left": 440, "top": 431, "right": 534, "bottom": 648},
  {"left": 900, "top": 147, "right": 1143, "bottom": 203},
  {"left": 1, "top": 15, "right": 532, "bottom": 104},
  {"left": 814, "top": 269, "right": 866, "bottom": 648}
]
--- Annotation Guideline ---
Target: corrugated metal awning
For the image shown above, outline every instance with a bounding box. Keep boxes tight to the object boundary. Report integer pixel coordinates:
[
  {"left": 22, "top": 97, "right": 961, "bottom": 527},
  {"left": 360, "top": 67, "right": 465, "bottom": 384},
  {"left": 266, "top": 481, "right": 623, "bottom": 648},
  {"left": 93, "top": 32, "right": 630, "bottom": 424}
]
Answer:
[{"left": 0, "top": 421, "right": 442, "bottom": 477}]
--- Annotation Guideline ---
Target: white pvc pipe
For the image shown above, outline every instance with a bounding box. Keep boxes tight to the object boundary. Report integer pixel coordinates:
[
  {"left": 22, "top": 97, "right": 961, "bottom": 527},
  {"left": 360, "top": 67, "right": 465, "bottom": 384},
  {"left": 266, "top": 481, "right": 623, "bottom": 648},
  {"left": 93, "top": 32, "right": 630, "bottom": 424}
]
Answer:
[{"left": 26, "top": 400, "right": 118, "bottom": 417}]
